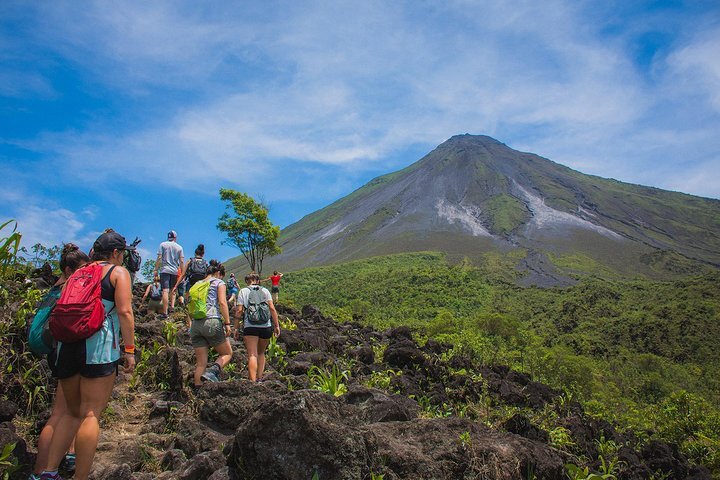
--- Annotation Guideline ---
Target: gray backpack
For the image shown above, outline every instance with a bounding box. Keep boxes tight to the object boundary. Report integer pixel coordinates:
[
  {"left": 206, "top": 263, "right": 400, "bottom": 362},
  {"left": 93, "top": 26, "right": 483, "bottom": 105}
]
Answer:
[{"left": 245, "top": 286, "right": 270, "bottom": 325}]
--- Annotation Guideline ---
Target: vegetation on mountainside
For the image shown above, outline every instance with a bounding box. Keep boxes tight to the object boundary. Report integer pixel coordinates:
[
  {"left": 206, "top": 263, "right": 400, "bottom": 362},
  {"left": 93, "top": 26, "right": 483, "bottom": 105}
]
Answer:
[
  {"left": 217, "top": 189, "right": 281, "bottom": 275},
  {"left": 281, "top": 252, "right": 720, "bottom": 472}
]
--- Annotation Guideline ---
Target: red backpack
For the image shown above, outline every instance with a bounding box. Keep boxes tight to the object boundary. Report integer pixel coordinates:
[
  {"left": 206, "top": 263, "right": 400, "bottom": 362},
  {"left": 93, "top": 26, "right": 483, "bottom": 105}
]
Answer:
[{"left": 49, "top": 263, "right": 113, "bottom": 342}]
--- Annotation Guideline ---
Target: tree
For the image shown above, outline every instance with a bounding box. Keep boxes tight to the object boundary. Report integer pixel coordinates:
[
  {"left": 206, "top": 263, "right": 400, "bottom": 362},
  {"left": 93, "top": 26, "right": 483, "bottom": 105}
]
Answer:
[
  {"left": 217, "top": 189, "right": 281, "bottom": 275},
  {"left": 141, "top": 259, "right": 157, "bottom": 282}
]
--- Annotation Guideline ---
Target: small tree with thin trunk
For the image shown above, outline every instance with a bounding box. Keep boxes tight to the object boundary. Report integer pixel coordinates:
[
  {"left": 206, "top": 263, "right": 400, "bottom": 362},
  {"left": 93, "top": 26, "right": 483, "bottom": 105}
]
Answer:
[{"left": 217, "top": 188, "right": 281, "bottom": 275}]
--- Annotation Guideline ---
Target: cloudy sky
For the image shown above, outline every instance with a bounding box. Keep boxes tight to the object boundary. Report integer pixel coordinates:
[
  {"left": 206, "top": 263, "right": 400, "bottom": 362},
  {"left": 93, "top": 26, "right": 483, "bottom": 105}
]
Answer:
[{"left": 1, "top": 0, "right": 719, "bottom": 265}]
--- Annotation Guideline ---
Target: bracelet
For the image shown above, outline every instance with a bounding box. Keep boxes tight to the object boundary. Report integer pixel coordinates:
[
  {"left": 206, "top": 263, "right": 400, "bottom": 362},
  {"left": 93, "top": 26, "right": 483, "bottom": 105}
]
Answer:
[{"left": 123, "top": 345, "right": 135, "bottom": 354}]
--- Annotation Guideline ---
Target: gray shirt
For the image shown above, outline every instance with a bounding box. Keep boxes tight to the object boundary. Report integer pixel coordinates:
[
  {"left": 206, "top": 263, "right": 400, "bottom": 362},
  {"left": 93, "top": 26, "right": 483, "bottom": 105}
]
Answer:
[{"left": 157, "top": 240, "right": 184, "bottom": 275}]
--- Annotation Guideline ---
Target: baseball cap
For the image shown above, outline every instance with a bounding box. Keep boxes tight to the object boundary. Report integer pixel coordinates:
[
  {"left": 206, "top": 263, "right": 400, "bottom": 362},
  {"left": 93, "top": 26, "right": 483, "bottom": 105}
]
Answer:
[
  {"left": 168, "top": 230, "right": 177, "bottom": 239},
  {"left": 93, "top": 231, "right": 134, "bottom": 253}
]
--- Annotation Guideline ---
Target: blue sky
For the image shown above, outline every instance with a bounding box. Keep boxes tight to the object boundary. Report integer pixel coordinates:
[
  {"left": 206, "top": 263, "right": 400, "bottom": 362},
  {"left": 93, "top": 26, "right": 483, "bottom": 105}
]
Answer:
[{"left": 2, "top": 1, "right": 720, "bottom": 267}]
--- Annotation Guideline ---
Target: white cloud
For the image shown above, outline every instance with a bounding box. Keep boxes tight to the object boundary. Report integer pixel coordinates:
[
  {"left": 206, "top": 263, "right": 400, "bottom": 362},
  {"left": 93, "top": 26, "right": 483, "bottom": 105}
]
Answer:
[
  {"left": 3, "top": 0, "right": 719, "bottom": 204},
  {"left": 667, "top": 27, "right": 720, "bottom": 111}
]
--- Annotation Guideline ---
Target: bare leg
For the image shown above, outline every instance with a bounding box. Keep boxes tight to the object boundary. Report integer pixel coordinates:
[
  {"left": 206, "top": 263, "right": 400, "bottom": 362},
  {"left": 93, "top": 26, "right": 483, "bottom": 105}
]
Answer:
[
  {"left": 46, "top": 373, "right": 116, "bottom": 480},
  {"left": 194, "top": 346, "right": 208, "bottom": 386},
  {"left": 243, "top": 336, "right": 260, "bottom": 382},
  {"left": 162, "top": 288, "right": 169, "bottom": 315},
  {"left": 256, "top": 337, "right": 271, "bottom": 380},
  {"left": 213, "top": 339, "right": 233, "bottom": 369},
  {"left": 34, "top": 382, "right": 70, "bottom": 474}
]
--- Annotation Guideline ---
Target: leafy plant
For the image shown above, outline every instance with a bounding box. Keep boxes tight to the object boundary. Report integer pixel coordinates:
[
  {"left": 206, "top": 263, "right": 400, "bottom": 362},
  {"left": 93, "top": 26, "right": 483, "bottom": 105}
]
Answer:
[
  {"left": 279, "top": 315, "right": 297, "bottom": 330},
  {"left": 565, "top": 463, "right": 616, "bottom": 480},
  {"left": 459, "top": 431, "right": 472, "bottom": 449},
  {"left": 0, "top": 441, "right": 19, "bottom": 480},
  {"left": 0, "top": 220, "right": 21, "bottom": 277},
  {"left": 363, "top": 369, "right": 400, "bottom": 390},
  {"left": 163, "top": 320, "right": 179, "bottom": 346},
  {"left": 308, "top": 364, "right": 349, "bottom": 397},
  {"left": 549, "top": 427, "right": 576, "bottom": 452}
]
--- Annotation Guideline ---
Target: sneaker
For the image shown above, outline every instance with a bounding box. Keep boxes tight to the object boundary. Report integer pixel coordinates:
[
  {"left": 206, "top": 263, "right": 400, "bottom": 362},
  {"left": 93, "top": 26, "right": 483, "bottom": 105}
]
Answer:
[
  {"left": 156, "top": 313, "right": 168, "bottom": 320},
  {"left": 62, "top": 453, "right": 76, "bottom": 472},
  {"left": 28, "top": 474, "right": 41, "bottom": 480},
  {"left": 40, "top": 472, "right": 63, "bottom": 480},
  {"left": 200, "top": 370, "right": 218, "bottom": 382}
]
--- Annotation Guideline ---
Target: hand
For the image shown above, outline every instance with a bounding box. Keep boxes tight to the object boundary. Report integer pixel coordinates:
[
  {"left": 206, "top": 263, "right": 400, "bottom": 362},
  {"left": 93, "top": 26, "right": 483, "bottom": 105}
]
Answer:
[
  {"left": 233, "top": 330, "right": 240, "bottom": 340},
  {"left": 274, "top": 324, "right": 281, "bottom": 338},
  {"left": 224, "top": 324, "right": 231, "bottom": 337},
  {"left": 123, "top": 353, "right": 136, "bottom": 374}
]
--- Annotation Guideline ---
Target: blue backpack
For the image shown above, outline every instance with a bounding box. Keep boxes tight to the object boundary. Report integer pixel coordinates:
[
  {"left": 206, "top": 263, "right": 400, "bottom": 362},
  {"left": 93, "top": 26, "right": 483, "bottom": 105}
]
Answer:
[{"left": 28, "top": 286, "right": 61, "bottom": 355}]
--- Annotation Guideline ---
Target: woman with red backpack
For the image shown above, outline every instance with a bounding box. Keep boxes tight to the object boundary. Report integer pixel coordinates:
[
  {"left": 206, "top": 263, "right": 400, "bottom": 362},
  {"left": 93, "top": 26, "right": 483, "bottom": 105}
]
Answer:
[
  {"left": 40, "top": 231, "right": 136, "bottom": 480},
  {"left": 29, "top": 244, "right": 90, "bottom": 479}
]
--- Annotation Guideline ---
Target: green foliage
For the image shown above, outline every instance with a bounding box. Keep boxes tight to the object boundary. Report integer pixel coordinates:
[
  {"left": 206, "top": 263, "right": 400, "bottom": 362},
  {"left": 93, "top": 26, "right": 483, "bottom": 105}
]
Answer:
[
  {"left": 141, "top": 259, "right": 157, "bottom": 281},
  {"left": 266, "top": 335, "right": 287, "bottom": 369},
  {"left": 362, "top": 369, "right": 400, "bottom": 391},
  {"left": 0, "top": 220, "right": 21, "bottom": 277},
  {"left": 18, "top": 242, "right": 61, "bottom": 270},
  {"left": 565, "top": 463, "right": 616, "bottom": 480},
  {"left": 217, "top": 188, "right": 281, "bottom": 275},
  {"left": 308, "top": 364, "right": 349, "bottom": 397},
  {"left": 162, "top": 320, "right": 179, "bottom": 346},
  {"left": 0, "top": 441, "right": 20, "bottom": 480},
  {"left": 483, "top": 193, "right": 530, "bottom": 235}
]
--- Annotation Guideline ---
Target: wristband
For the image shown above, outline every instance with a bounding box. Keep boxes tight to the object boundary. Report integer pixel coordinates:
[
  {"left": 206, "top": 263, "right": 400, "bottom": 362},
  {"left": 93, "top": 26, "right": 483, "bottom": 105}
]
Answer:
[{"left": 123, "top": 345, "right": 135, "bottom": 354}]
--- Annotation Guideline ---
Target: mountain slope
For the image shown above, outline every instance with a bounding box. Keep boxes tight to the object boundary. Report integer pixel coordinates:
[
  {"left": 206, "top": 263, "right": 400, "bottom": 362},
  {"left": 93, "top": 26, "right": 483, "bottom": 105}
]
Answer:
[{"left": 265, "top": 135, "right": 720, "bottom": 285}]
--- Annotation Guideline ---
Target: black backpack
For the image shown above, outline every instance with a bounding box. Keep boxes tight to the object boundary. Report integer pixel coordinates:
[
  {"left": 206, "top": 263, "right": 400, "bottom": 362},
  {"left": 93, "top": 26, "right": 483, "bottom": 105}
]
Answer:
[
  {"left": 186, "top": 257, "right": 208, "bottom": 283},
  {"left": 124, "top": 237, "right": 142, "bottom": 273}
]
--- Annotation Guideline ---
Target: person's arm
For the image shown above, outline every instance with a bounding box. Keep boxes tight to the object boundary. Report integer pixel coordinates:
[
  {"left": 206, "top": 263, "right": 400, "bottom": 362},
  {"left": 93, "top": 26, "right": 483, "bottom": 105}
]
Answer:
[
  {"left": 154, "top": 252, "right": 161, "bottom": 275},
  {"left": 178, "top": 254, "right": 185, "bottom": 277},
  {"left": 268, "top": 299, "right": 280, "bottom": 338},
  {"left": 113, "top": 266, "right": 136, "bottom": 373},
  {"left": 234, "top": 302, "right": 244, "bottom": 340},
  {"left": 217, "top": 283, "right": 231, "bottom": 337},
  {"left": 141, "top": 284, "right": 151, "bottom": 303},
  {"left": 173, "top": 260, "right": 189, "bottom": 292}
]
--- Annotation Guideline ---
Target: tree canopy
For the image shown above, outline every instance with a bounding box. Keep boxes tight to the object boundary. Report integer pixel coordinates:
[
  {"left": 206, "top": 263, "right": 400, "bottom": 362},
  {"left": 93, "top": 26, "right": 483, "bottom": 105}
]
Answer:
[{"left": 216, "top": 189, "right": 281, "bottom": 275}]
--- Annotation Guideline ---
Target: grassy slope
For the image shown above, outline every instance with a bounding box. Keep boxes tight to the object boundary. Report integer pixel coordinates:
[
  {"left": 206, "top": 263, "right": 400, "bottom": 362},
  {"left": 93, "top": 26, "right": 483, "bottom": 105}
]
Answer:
[{"left": 280, "top": 252, "right": 720, "bottom": 409}]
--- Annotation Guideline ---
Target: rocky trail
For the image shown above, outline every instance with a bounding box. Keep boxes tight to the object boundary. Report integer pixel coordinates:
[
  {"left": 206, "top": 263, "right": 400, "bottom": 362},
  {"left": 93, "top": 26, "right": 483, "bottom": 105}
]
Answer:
[{"left": 1, "top": 280, "right": 713, "bottom": 479}]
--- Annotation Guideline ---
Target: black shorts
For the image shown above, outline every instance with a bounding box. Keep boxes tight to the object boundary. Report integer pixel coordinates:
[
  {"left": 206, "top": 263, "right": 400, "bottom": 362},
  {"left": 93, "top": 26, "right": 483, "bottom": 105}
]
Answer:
[
  {"left": 271, "top": 286, "right": 280, "bottom": 294},
  {"left": 243, "top": 326, "right": 273, "bottom": 339},
  {"left": 48, "top": 341, "right": 119, "bottom": 379}
]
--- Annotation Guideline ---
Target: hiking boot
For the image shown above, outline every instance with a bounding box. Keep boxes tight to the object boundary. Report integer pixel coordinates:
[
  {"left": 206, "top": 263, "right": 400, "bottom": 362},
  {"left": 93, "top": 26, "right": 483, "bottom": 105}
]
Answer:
[
  {"left": 62, "top": 453, "right": 75, "bottom": 473},
  {"left": 201, "top": 363, "right": 221, "bottom": 382}
]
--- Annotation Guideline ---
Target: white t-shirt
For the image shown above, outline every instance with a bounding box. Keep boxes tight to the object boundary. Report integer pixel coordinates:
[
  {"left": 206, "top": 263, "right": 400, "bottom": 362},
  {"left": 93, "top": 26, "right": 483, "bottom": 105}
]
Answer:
[
  {"left": 157, "top": 240, "right": 184, "bottom": 275},
  {"left": 238, "top": 285, "right": 272, "bottom": 328}
]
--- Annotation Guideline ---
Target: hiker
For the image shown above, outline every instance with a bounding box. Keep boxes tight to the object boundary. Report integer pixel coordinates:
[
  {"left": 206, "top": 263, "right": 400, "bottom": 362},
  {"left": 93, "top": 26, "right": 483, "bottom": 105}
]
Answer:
[
  {"left": 140, "top": 275, "right": 163, "bottom": 314},
  {"left": 174, "top": 244, "right": 207, "bottom": 307},
  {"left": 40, "top": 231, "right": 136, "bottom": 480},
  {"left": 188, "top": 260, "right": 233, "bottom": 387},
  {"left": 30, "top": 244, "right": 90, "bottom": 479},
  {"left": 262, "top": 270, "right": 283, "bottom": 303},
  {"left": 226, "top": 272, "right": 239, "bottom": 307},
  {"left": 234, "top": 273, "right": 280, "bottom": 382},
  {"left": 173, "top": 243, "right": 207, "bottom": 304},
  {"left": 153, "top": 230, "right": 184, "bottom": 319}
]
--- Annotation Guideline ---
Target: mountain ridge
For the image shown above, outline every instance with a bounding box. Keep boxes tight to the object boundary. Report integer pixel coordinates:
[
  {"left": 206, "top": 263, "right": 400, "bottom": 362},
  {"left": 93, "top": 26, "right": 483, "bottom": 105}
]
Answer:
[{"left": 254, "top": 134, "right": 720, "bottom": 285}]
